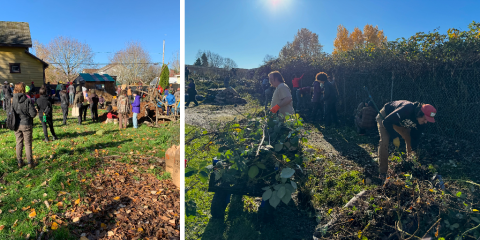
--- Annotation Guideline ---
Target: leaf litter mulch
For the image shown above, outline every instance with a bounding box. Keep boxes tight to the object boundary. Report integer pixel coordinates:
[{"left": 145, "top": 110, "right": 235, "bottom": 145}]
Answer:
[{"left": 57, "top": 156, "right": 180, "bottom": 240}]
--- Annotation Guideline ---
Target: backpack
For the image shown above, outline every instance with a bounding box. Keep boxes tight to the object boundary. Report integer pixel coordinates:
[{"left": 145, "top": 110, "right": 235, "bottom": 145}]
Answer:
[
  {"left": 118, "top": 96, "right": 129, "bottom": 113},
  {"left": 6, "top": 103, "right": 18, "bottom": 131}
]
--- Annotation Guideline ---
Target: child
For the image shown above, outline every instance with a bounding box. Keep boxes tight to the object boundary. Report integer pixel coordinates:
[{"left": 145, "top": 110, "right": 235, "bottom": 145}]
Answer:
[
  {"left": 98, "top": 95, "right": 105, "bottom": 109},
  {"left": 105, "top": 105, "right": 118, "bottom": 124}
]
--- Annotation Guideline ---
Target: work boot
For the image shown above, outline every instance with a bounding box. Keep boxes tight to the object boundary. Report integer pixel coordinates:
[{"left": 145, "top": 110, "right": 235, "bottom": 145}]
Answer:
[
  {"left": 28, "top": 162, "right": 35, "bottom": 169},
  {"left": 18, "top": 161, "right": 25, "bottom": 168},
  {"left": 44, "top": 137, "right": 49, "bottom": 142},
  {"left": 52, "top": 136, "right": 58, "bottom": 141}
]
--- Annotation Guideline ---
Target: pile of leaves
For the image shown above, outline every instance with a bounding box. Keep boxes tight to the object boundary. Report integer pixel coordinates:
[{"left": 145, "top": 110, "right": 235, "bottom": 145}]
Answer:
[{"left": 62, "top": 157, "right": 180, "bottom": 240}]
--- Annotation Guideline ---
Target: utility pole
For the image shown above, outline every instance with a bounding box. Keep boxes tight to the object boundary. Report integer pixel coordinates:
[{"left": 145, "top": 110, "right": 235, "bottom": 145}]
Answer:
[{"left": 162, "top": 40, "right": 165, "bottom": 66}]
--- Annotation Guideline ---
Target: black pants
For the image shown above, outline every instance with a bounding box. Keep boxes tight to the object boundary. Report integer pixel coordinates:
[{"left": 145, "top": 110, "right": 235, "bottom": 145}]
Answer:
[
  {"left": 90, "top": 104, "right": 98, "bottom": 121},
  {"left": 77, "top": 104, "right": 88, "bottom": 124},
  {"left": 186, "top": 93, "right": 198, "bottom": 107},
  {"left": 312, "top": 101, "right": 324, "bottom": 121},
  {"left": 324, "top": 101, "right": 338, "bottom": 126},
  {"left": 61, "top": 104, "right": 68, "bottom": 124},
  {"left": 83, "top": 104, "right": 88, "bottom": 120},
  {"left": 39, "top": 114, "right": 56, "bottom": 139}
]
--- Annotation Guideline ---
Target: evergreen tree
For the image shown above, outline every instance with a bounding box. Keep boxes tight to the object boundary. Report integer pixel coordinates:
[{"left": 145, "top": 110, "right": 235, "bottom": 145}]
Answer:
[
  {"left": 194, "top": 58, "right": 202, "bottom": 66},
  {"left": 160, "top": 64, "right": 170, "bottom": 89},
  {"left": 201, "top": 53, "right": 208, "bottom": 67}
]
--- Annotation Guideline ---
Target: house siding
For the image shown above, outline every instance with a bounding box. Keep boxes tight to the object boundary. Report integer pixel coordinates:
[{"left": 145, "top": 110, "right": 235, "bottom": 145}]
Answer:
[{"left": 0, "top": 47, "right": 44, "bottom": 86}]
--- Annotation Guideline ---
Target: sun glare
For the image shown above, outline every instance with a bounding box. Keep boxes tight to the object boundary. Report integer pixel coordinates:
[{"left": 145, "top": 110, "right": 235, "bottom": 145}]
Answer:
[{"left": 262, "top": 0, "right": 292, "bottom": 13}]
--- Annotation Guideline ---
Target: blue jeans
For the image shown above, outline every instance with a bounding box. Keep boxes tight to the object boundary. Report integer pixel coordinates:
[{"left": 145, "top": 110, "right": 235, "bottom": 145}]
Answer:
[
  {"left": 133, "top": 112, "right": 138, "bottom": 128},
  {"left": 69, "top": 94, "right": 74, "bottom": 104}
]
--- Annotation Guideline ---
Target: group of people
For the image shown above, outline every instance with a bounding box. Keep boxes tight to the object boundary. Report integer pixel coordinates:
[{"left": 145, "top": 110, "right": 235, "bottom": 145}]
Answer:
[{"left": 264, "top": 70, "right": 437, "bottom": 181}]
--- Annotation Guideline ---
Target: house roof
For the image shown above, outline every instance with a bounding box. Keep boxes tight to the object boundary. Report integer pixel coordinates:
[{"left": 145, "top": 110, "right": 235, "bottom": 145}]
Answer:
[
  {"left": 76, "top": 73, "right": 115, "bottom": 82},
  {"left": 24, "top": 50, "right": 49, "bottom": 68},
  {"left": 82, "top": 69, "right": 99, "bottom": 74},
  {"left": 0, "top": 21, "right": 32, "bottom": 47}
]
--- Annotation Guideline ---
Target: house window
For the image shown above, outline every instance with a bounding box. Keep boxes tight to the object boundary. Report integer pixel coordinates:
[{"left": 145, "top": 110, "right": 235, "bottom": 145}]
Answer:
[{"left": 9, "top": 63, "right": 21, "bottom": 73}]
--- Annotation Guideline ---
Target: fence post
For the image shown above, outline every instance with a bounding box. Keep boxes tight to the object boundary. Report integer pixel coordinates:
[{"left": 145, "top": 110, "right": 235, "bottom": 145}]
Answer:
[{"left": 390, "top": 71, "right": 395, "bottom": 102}]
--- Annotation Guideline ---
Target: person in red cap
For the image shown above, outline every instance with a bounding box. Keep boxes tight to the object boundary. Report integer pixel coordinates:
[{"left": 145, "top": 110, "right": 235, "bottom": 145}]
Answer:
[{"left": 376, "top": 100, "right": 436, "bottom": 180}]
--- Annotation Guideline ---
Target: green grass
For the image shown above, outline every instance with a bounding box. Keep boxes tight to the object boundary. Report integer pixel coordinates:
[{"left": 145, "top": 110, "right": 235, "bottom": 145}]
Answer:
[{"left": 0, "top": 105, "right": 179, "bottom": 239}]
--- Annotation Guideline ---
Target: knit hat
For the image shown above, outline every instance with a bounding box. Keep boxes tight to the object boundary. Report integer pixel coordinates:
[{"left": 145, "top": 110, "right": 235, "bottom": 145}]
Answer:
[
  {"left": 25, "top": 86, "right": 30, "bottom": 93},
  {"left": 421, "top": 104, "right": 437, "bottom": 123}
]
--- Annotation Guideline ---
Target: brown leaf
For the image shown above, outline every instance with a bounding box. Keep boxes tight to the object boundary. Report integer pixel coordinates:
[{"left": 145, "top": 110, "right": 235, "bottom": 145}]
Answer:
[{"left": 73, "top": 217, "right": 80, "bottom": 223}]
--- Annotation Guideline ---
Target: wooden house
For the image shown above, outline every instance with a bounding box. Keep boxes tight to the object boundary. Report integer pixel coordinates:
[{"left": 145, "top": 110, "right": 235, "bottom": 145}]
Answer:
[
  {"left": 0, "top": 21, "right": 48, "bottom": 87},
  {"left": 73, "top": 73, "right": 116, "bottom": 101}
]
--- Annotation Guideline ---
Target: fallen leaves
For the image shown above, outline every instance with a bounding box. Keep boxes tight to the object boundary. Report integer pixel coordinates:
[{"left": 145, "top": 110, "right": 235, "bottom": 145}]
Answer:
[
  {"left": 51, "top": 222, "right": 59, "bottom": 230},
  {"left": 67, "top": 159, "right": 180, "bottom": 239},
  {"left": 28, "top": 209, "right": 36, "bottom": 218}
]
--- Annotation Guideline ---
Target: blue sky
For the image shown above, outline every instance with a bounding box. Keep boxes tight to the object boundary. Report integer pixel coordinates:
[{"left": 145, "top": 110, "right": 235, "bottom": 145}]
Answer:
[
  {"left": 186, "top": 0, "right": 480, "bottom": 69},
  {"left": 2, "top": 0, "right": 179, "bottom": 68}
]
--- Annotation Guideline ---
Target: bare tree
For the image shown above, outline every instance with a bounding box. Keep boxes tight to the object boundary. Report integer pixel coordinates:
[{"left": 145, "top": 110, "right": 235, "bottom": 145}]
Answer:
[
  {"left": 170, "top": 50, "right": 180, "bottom": 73},
  {"left": 223, "top": 57, "right": 238, "bottom": 70},
  {"left": 263, "top": 54, "right": 276, "bottom": 63},
  {"left": 45, "top": 36, "right": 95, "bottom": 82},
  {"left": 109, "top": 41, "right": 155, "bottom": 85},
  {"left": 206, "top": 51, "right": 224, "bottom": 68},
  {"left": 32, "top": 40, "right": 68, "bottom": 83}
]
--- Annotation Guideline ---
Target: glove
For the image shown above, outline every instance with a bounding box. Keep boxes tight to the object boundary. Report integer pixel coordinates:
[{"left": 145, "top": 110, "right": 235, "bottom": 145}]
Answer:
[
  {"left": 270, "top": 104, "right": 280, "bottom": 114},
  {"left": 393, "top": 137, "right": 400, "bottom": 148}
]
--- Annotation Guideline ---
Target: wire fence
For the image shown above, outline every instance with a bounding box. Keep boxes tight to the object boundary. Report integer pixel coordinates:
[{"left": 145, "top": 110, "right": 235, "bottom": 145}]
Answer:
[{"left": 333, "top": 63, "right": 480, "bottom": 144}]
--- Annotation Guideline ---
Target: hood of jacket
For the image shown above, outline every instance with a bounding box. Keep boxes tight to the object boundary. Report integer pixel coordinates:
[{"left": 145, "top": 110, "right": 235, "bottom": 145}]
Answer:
[{"left": 13, "top": 93, "right": 27, "bottom": 104}]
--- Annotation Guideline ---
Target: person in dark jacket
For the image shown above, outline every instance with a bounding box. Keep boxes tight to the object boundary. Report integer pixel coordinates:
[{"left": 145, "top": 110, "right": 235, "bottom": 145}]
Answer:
[
  {"left": 12, "top": 82, "right": 38, "bottom": 168},
  {"left": 131, "top": 91, "right": 141, "bottom": 129},
  {"left": 186, "top": 78, "right": 198, "bottom": 107},
  {"left": 36, "top": 87, "right": 58, "bottom": 142},
  {"left": 73, "top": 86, "right": 85, "bottom": 125},
  {"left": 376, "top": 100, "right": 437, "bottom": 180},
  {"left": 311, "top": 76, "right": 324, "bottom": 121},
  {"left": 30, "top": 82, "right": 35, "bottom": 94},
  {"left": 98, "top": 95, "right": 105, "bottom": 109},
  {"left": 59, "top": 85, "right": 69, "bottom": 125},
  {"left": 355, "top": 100, "right": 377, "bottom": 134},
  {"left": 3, "top": 81, "right": 13, "bottom": 110},
  {"left": 316, "top": 72, "right": 338, "bottom": 126},
  {"left": 88, "top": 90, "right": 99, "bottom": 122}
]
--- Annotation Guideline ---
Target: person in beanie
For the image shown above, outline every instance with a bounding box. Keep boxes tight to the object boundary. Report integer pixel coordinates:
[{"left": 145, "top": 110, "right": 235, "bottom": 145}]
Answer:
[
  {"left": 316, "top": 72, "right": 337, "bottom": 126},
  {"left": 88, "top": 90, "right": 99, "bottom": 122},
  {"left": 117, "top": 90, "right": 130, "bottom": 130},
  {"left": 73, "top": 86, "right": 85, "bottom": 125},
  {"left": 268, "top": 71, "right": 294, "bottom": 117},
  {"left": 12, "top": 82, "right": 37, "bottom": 168},
  {"left": 377, "top": 100, "right": 437, "bottom": 180},
  {"left": 68, "top": 82, "right": 75, "bottom": 105},
  {"left": 59, "top": 85, "right": 69, "bottom": 125},
  {"left": 131, "top": 91, "right": 141, "bottom": 129},
  {"left": 36, "top": 87, "right": 58, "bottom": 142}
]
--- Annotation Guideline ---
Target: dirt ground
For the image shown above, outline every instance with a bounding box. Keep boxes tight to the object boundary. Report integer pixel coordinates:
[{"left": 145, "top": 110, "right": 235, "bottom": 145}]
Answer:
[{"left": 185, "top": 103, "right": 261, "bottom": 130}]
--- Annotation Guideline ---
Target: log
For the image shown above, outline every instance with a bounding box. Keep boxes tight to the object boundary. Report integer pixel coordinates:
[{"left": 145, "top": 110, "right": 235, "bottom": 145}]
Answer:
[{"left": 314, "top": 190, "right": 367, "bottom": 239}]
